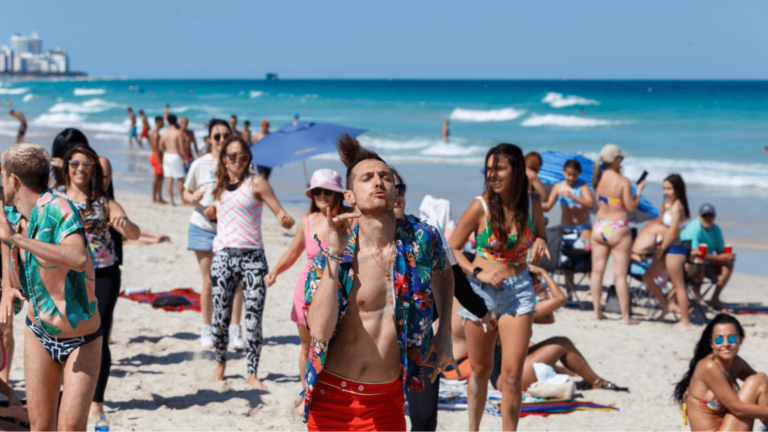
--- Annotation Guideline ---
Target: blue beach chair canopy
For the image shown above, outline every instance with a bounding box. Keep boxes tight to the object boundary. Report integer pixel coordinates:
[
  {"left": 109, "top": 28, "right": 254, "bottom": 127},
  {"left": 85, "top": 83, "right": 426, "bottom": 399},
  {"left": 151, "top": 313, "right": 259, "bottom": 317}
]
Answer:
[{"left": 539, "top": 150, "right": 659, "bottom": 221}]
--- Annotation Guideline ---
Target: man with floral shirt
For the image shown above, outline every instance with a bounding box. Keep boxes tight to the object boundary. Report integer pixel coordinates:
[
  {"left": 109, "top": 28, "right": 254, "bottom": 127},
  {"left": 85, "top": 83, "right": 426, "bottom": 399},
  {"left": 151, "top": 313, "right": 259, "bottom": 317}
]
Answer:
[
  {"left": 302, "top": 135, "right": 457, "bottom": 431},
  {"left": 0, "top": 142, "right": 101, "bottom": 431}
]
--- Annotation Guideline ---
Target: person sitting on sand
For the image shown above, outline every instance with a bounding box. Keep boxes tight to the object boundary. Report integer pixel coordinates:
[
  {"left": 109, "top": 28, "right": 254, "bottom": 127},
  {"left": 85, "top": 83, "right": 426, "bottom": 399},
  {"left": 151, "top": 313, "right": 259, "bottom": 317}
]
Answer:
[
  {"left": 57, "top": 146, "right": 141, "bottom": 419},
  {"left": 0, "top": 142, "right": 101, "bottom": 431},
  {"left": 681, "top": 204, "right": 735, "bottom": 311},
  {"left": 589, "top": 144, "right": 650, "bottom": 324},
  {"left": 542, "top": 159, "right": 594, "bottom": 247},
  {"left": 525, "top": 151, "right": 548, "bottom": 201},
  {"left": 674, "top": 313, "right": 768, "bottom": 430},
  {"left": 207, "top": 135, "right": 294, "bottom": 390},
  {"left": 643, "top": 174, "right": 690, "bottom": 326},
  {"left": 264, "top": 169, "right": 346, "bottom": 401}
]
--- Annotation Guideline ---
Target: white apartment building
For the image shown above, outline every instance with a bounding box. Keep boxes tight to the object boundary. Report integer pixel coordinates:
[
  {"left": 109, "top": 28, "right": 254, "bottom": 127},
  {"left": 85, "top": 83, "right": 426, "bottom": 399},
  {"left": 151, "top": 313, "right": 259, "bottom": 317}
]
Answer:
[{"left": 6, "top": 32, "right": 68, "bottom": 73}]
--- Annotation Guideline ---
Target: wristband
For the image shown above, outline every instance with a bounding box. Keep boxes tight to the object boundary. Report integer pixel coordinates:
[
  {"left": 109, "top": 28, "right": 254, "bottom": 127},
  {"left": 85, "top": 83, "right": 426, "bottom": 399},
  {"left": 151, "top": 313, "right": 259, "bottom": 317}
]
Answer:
[
  {"left": 315, "top": 234, "right": 344, "bottom": 263},
  {"left": 472, "top": 267, "right": 483, "bottom": 279}
]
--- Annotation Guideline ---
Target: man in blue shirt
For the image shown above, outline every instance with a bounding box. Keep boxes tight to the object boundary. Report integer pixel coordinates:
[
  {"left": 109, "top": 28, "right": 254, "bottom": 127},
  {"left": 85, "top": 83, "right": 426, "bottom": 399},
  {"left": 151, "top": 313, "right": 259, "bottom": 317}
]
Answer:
[{"left": 680, "top": 203, "right": 736, "bottom": 310}]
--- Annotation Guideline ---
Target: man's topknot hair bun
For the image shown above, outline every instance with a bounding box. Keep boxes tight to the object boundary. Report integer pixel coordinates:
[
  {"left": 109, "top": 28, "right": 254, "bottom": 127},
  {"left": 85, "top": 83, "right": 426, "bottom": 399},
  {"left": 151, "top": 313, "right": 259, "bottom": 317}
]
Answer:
[{"left": 336, "top": 133, "right": 386, "bottom": 189}]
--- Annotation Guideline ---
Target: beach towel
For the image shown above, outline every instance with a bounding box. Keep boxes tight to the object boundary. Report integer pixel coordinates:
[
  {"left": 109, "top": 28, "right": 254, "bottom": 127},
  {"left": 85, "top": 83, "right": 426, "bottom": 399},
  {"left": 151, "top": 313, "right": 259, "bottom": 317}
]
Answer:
[
  {"left": 722, "top": 305, "right": 768, "bottom": 315},
  {"left": 119, "top": 288, "right": 201, "bottom": 312}
]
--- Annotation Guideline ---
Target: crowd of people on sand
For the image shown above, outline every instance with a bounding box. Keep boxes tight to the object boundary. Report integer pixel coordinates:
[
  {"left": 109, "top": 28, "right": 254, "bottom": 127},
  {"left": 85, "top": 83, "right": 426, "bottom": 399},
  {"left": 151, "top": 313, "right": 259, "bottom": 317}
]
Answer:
[{"left": 0, "top": 98, "right": 764, "bottom": 432}]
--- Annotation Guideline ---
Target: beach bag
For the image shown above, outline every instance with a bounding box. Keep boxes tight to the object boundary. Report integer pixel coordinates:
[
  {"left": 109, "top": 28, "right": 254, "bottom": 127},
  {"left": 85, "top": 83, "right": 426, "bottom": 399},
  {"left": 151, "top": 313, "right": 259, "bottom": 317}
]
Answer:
[{"left": 528, "top": 363, "right": 576, "bottom": 399}]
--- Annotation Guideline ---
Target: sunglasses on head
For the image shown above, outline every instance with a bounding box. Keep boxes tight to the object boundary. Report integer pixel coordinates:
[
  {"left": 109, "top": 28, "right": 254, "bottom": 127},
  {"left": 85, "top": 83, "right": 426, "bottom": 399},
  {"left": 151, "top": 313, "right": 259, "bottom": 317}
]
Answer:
[
  {"left": 395, "top": 183, "right": 407, "bottom": 196},
  {"left": 714, "top": 335, "right": 738, "bottom": 345},
  {"left": 69, "top": 160, "right": 95, "bottom": 169},
  {"left": 226, "top": 152, "right": 249, "bottom": 163},
  {"left": 311, "top": 188, "right": 335, "bottom": 197},
  {"left": 213, "top": 133, "right": 231, "bottom": 142}
]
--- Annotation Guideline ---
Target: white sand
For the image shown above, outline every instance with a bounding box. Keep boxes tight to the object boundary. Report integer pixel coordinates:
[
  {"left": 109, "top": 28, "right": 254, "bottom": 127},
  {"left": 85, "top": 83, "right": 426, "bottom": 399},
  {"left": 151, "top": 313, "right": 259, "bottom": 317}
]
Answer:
[{"left": 6, "top": 189, "right": 768, "bottom": 431}]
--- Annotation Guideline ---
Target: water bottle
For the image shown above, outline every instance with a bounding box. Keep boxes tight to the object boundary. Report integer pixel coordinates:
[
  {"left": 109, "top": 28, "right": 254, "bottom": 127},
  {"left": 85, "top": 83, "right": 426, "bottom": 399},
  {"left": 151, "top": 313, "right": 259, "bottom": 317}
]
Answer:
[{"left": 95, "top": 414, "right": 109, "bottom": 432}]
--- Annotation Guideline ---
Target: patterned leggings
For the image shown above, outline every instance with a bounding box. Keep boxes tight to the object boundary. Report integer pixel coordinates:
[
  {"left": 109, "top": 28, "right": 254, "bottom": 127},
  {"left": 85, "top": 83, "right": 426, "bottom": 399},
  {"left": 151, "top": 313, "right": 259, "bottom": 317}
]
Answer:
[{"left": 211, "top": 248, "right": 268, "bottom": 375}]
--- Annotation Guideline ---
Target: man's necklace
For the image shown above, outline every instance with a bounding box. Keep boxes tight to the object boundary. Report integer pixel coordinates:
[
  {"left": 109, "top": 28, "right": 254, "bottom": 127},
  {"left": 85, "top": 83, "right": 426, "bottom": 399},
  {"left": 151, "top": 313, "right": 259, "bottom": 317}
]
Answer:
[{"left": 359, "top": 230, "right": 396, "bottom": 282}]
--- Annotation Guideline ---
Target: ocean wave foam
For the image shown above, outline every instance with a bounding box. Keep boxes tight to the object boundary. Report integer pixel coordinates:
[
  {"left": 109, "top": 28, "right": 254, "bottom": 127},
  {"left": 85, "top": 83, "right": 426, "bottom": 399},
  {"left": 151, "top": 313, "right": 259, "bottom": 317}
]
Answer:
[
  {"left": 249, "top": 91, "right": 264, "bottom": 98},
  {"left": 584, "top": 151, "right": 768, "bottom": 190},
  {"left": 23, "top": 94, "right": 35, "bottom": 102},
  {"left": 73, "top": 88, "right": 106, "bottom": 96},
  {"left": 521, "top": 114, "right": 624, "bottom": 127},
  {"left": 420, "top": 142, "right": 485, "bottom": 157},
  {"left": 30, "top": 113, "right": 130, "bottom": 133},
  {"left": 541, "top": 92, "right": 600, "bottom": 108},
  {"left": 358, "top": 136, "right": 433, "bottom": 151},
  {"left": 0, "top": 87, "right": 30, "bottom": 95},
  {"left": 449, "top": 107, "right": 526, "bottom": 122},
  {"left": 48, "top": 98, "right": 119, "bottom": 114}
]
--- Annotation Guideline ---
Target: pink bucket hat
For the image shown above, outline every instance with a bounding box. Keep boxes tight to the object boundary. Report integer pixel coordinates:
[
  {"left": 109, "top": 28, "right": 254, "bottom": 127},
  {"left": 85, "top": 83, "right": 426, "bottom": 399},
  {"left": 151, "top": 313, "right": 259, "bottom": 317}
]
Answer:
[{"left": 305, "top": 169, "right": 344, "bottom": 198}]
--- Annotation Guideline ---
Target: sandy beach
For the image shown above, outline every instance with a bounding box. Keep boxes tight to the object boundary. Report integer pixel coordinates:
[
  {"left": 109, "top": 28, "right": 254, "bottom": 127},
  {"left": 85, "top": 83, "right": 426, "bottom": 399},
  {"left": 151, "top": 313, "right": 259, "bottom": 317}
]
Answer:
[{"left": 3, "top": 187, "right": 765, "bottom": 431}]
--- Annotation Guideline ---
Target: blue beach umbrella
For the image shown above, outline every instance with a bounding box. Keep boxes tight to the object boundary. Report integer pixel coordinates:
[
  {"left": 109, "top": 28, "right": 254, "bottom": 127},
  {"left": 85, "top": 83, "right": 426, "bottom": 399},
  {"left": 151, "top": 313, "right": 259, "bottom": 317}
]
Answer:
[
  {"left": 250, "top": 121, "right": 366, "bottom": 169},
  {"left": 539, "top": 150, "right": 659, "bottom": 222}
]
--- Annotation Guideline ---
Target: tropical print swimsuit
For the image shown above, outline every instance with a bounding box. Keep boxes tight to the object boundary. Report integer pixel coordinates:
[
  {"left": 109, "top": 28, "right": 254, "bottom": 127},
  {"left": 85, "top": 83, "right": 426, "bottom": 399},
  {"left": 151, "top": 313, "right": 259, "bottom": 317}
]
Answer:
[{"left": 474, "top": 196, "right": 535, "bottom": 266}]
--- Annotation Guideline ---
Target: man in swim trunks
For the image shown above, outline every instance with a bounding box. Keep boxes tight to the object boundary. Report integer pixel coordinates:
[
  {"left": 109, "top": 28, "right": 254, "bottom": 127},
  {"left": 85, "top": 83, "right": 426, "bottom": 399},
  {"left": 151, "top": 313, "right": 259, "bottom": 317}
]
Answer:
[
  {"left": 303, "top": 135, "right": 457, "bottom": 431},
  {"left": 159, "top": 115, "right": 189, "bottom": 206},
  {"left": 126, "top": 107, "right": 139, "bottom": 149},
  {"left": 150, "top": 116, "right": 166, "bottom": 204},
  {"left": 137, "top": 110, "right": 150, "bottom": 149},
  {"left": 180, "top": 117, "right": 200, "bottom": 162},
  {"left": 253, "top": 118, "right": 270, "bottom": 143},
  {"left": 9, "top": 110, "right": 26, "bottom": 144},
  {"left": 0, "top": 142, "right": 101, "bottom": 431},
  {"left": 241, "top": 120, "right": 252, "bottom": 143}
]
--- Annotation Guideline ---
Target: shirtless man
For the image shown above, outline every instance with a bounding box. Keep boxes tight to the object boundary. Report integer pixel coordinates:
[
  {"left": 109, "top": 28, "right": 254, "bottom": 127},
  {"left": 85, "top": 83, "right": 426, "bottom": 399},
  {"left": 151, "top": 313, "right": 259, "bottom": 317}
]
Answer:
[
  {"left": 525, "top": 151, "right": 548, "bottom": 202},
  {"left": 252, "top": 119, "right": 270, "bottom": 143},
  {"left": 303, "top": 135, "right": 456, "bottom": 430},
  {"left": 9, "top": 110, "right": 26, "bottom": 144},
  {"left": 126, "top": 107, "right": 139, "bottom": 149},
  {"left": 442, "top": 119, "right": 450, "bottom": 143},
  {"left": 0, "top": 142, "right": 101, "bottom": 431},
  {"left": 180, "top": 116, "right": 200, "bottom": 162},
  {"left": 149, "top": 116, "right": 166, "bottom": 204},
  {"left": 137, "top": 110, "right": 150, "bottom": 148},
  {"left": 241, "top": 120, "right": 252, "bottom": 143},
  {"left": 159, "top": 115, "right": 188, "bottom": 206},
  {"left": 229, "top": 115, "right": 239, "bottom": 136}
]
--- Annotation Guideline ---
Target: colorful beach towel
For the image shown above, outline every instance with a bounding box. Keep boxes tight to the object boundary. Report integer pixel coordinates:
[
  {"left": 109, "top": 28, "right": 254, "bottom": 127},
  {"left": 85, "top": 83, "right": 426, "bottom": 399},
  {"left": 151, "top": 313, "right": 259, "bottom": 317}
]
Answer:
[
  {"left": 722, "top": 305, "right": 768, "bottom": 315},
  {"left": 119, "top": 288, "right": 201, "bottom": 312}
]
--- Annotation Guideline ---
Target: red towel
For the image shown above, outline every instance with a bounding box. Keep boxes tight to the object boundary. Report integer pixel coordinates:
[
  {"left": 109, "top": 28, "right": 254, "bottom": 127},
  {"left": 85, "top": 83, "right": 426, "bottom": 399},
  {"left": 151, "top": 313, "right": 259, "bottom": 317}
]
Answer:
[{"left": 120, "top": 288, "right": 201, "bottom": 312}]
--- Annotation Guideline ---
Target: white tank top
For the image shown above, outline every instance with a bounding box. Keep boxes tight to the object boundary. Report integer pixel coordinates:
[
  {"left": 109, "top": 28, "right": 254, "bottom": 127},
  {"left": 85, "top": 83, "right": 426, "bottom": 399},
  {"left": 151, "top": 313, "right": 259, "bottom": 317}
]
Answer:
[{"left": 213, "top": 175, "right": 264, "bottom": 251}]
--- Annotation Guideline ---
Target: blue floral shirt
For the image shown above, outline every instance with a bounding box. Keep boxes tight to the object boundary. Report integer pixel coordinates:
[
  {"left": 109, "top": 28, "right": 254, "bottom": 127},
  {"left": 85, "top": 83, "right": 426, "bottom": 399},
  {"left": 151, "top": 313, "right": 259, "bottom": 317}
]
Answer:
[{"left": 301, "top": 218, "right": 447, "bottom": 422}]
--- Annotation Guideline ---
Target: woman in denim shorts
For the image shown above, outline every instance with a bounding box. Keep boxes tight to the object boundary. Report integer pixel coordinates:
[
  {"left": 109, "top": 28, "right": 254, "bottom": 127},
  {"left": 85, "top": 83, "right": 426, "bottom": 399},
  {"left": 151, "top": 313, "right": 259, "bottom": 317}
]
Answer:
[{"left": 449, "top": 143, "right": 549, "bottom": 431}]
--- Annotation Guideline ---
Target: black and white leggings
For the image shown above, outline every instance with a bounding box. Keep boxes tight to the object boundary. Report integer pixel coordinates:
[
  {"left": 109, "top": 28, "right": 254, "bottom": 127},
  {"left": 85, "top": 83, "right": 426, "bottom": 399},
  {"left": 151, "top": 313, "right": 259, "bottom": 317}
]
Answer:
[{"left": 211, "top": 248, "right": 268, "bottom": 375}]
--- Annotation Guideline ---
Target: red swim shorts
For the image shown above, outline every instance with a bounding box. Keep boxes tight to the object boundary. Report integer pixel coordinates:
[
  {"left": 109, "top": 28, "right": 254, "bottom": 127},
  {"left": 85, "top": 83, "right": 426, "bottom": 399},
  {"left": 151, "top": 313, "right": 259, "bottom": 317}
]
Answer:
[
  {"left": 150, "top": 153, "right": 163, "bottom": 175},
  {"left": 307, "top": 371, "right": 405, "bottom": 432},
  {"left": 141, "top": 127, "right": 149, "bottom": 138}
]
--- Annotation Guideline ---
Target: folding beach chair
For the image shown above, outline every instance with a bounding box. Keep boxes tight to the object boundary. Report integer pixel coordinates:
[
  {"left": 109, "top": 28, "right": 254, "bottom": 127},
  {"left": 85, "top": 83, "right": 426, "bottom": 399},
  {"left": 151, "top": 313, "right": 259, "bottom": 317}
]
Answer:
[{"left": 537, "top": 225, "right": 589, "bottom": 308}]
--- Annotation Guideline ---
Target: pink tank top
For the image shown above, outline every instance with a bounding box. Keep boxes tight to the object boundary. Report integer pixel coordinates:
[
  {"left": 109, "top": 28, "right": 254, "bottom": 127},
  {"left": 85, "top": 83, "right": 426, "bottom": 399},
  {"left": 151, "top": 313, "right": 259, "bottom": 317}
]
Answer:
[{"left": 213, "top": 175, "right": 264, "bottom": 251}]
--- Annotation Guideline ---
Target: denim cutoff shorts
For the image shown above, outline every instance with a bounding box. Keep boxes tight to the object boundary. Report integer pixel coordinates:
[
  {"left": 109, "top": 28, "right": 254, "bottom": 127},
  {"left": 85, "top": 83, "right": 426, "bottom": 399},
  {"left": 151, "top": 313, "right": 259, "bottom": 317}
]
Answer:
[
  {"left": 187, "top": 224, "right": 216, "bottom": 252},
  {"left": 459, "top": 270, "right": 537, "bottom": 321}
]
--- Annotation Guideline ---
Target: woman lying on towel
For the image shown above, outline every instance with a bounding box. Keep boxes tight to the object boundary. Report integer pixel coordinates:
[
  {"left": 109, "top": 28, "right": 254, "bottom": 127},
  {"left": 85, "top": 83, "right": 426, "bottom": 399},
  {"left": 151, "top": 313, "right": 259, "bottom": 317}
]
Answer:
[
  {"left": 516, "top": 265, "right": 629, "bottom": 392},
  {"left": 674, "top": 313, "right": 768, "bottom": 431}
]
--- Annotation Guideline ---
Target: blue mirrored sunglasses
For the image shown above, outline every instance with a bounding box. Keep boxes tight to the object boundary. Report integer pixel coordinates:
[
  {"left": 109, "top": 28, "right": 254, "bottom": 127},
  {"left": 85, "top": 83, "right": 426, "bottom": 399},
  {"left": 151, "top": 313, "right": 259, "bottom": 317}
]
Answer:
[{"left": 714, "top": 335, "right": 738, "bottom": 345}]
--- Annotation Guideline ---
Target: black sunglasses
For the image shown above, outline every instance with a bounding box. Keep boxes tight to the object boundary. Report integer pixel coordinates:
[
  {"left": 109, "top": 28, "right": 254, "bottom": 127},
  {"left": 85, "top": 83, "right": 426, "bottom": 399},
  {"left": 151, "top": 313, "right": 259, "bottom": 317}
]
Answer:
[
  {"left": 395, "top": 183, "right": 407, "bottom": 196},
  {"left": 69, "top": 160, "right": 95, "bottom": 170},
  {"left": 311, "top": 188, "right": 335, "bottom": 197},
  {"left": 213, "top": 133, "right": 231, "bottom": 142}
]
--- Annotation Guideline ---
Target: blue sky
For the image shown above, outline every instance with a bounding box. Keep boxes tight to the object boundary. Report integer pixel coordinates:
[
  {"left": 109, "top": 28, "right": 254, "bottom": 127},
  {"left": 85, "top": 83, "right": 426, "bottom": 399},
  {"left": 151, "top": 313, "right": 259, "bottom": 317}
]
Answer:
[{"left": 2, "top": 0, "right": 766, "bottom": 79}]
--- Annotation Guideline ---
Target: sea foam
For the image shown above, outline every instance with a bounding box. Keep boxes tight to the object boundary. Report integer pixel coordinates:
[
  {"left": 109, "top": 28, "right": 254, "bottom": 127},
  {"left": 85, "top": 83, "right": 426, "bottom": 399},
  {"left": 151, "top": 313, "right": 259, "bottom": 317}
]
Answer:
[
  {"left": 249, "top": 91, "right": 264, "bottom": 98},
  {"left": 521, "top": 114, "right": 623, "bottom": 127},
  {"left": 0, "top": 87, "right": 29, "bottom": 95},
  {"left": 49, "top": 98, "right": 119, "bottom": 114},
  {"left": 420, "top": 142, "right": 485, "bottom": 157},
  {"left": 541, "top": 92, "right": 600, "bottom": 108},
  {"left": 73, "top": 88, "right": 106, "bottom": 96},
  {"left": 23, "top": 94, "right": 35, "bottom": 102},
  {"left": 449, "top": 107, "right": 526, "bottom": 122}
]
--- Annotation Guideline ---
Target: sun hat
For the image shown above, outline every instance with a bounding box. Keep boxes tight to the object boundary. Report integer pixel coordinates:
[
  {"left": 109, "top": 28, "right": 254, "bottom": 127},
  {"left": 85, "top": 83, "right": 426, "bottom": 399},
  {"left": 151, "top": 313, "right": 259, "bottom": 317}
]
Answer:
[
  {"left": 599, "top": 144, "right": 628, "bottom": 163},
  {"left": 305, "top": 169, "right": 344, "bottom": 198}
]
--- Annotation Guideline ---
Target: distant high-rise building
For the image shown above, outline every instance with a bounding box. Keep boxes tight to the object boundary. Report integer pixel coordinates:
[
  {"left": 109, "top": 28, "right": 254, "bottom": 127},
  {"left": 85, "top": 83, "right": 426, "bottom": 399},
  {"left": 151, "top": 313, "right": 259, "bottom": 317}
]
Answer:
[
  {"left": 0, "top": 45, "right": 11, "bottom": 73},
  {"left": 29, "top": 31, "right": 42, "bottom": 54},
  {"left": 5, "top": 32, "right": 72, "bottom": 75},
  {"left": 10, "top": 34, "right": 31, "bottom": 54}
]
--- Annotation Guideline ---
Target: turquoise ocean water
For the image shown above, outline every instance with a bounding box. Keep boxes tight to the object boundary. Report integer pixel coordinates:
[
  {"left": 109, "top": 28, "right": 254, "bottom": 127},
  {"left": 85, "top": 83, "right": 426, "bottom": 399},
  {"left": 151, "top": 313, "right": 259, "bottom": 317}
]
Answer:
[{"left": 1, "top": 79, "right": 767, "bottom": 274}]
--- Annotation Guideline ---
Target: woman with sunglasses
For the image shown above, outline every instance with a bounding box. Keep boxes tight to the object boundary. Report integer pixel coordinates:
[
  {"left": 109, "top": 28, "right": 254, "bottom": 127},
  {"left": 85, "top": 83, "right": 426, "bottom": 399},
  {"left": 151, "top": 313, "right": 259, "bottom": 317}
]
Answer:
[
  {"left": 58, "top": 146, "right": 141, "bottom": 419},
  {"left": 207, "top": 135, "right": 294, "bottom": 390},
  {"left": 264, "top": 169, "right": 346, "bottom": 402},
  {"left": 589, "top": 144, "right": 650, "bottom": 324},
  {"left": 183, "top": 119, "right": 246, "bottom": 349},
  {"left": 449, "top": 144, "right": 549, "bottom": 431},
  {"left": 674, "top": 313, "right": 768, "bottom": 430}
]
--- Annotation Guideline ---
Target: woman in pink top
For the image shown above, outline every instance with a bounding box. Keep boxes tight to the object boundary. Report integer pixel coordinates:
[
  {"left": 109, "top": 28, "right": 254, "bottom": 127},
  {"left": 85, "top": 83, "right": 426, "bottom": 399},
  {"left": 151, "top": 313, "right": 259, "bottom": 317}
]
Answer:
[
  {"left": 264, "top": 169, "right": 346, "bottom": 396},
  {"left": 206, "top": 136, "right": 294, "bottom": 390}
]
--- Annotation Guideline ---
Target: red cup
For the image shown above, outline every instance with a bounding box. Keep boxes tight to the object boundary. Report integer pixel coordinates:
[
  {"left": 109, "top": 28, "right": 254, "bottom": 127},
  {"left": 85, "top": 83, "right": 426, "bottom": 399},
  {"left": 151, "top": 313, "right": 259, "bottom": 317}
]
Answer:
[
  {"left": 724, "top": 245, "right": 732, "bottom": 254},
  {"left": 698, "top": 244, "right": 708, "bottom": 257}
]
